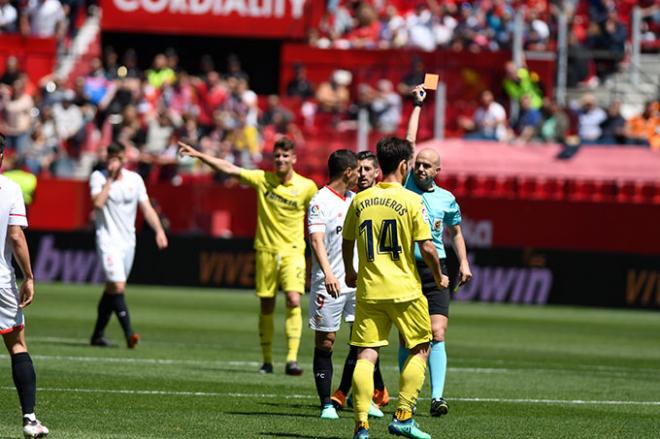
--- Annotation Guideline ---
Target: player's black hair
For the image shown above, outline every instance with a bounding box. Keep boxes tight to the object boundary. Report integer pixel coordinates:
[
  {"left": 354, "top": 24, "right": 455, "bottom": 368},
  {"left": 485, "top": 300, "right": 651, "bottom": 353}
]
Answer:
[
  {"left": 376, "top": 136, "right": 413, "bottom": 176},
  {"left": 107, "top": 142, "right": 125, "bottom": 157},
  {"left": 273, "top": 137, "right": 295, "bottom": 153},
  {"left": 0, "top": 133, "right": 5, "bottom": 154},
  {"left": 357, "top": 150, "right": 378, "bottom": 167},
  {"left": 328, "top": 149, "right": 357, "bottom": 180}
]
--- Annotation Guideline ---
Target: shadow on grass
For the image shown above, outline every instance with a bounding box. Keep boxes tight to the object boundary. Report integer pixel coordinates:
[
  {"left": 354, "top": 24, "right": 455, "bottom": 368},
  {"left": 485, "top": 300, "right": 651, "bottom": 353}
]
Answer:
[
  {"left": 226, "top": 411, "right": 318, "bottom": 419},
  {"left": 259, "top": 401, "right": 319, "bottom": 410},
  {"left": 261, "top": 433, "right": 344, "bottom": 439}
]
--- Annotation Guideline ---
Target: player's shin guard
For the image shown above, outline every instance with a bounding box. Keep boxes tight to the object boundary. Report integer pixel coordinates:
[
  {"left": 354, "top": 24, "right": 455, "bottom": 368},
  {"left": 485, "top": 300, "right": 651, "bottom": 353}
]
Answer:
[
  {"left": 338, "top": 345, "right": 358, "bottom": 394},
  {"left": 398, "top": 343, "right": 408, "bottom": 372},
  {"left": 313, "top": 348, "right": 333, "bottom": 406},
  {"left": 11, "top": 353, "right": 36, "bottom": 416},
  {"left": 352, "top": 359, "right": 375, "bottom": 423},
  {"left": 285, "top": 306, "right": 302, "bottom": 363},
  {"left": 91, "top": 292, "right": 113, "bottom": 338},
  {"left": 112, "top": 293, "right": 133, "bottom": 337},
  {"left": 398, "top": 354, "right": 427, "bottom": 414},
  {"left": 429, "top": 341, "right": 447, "bottom": 400},
  {"left": 259, "top": 312, "right": 274, "bottom": 364}
]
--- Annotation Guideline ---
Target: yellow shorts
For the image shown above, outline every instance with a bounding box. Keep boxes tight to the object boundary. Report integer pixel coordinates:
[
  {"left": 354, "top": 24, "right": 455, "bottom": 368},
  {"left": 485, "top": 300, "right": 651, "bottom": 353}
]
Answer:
[
  {"left": 255, "top": 251, "right": 306, "bottom": 298},
  {"left": 351, "top": 296, "right": 432, "bottom": 349}
]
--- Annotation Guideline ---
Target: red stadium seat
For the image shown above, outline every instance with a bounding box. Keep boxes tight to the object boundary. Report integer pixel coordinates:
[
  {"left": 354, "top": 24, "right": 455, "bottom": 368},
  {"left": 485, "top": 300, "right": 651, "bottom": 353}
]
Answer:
[
  {"left": 616, "top": 180, "right": 637, "bottom": 203},
  {"left": 493, "top": 176, "right": 517, "bottom": 198},
  {"left": 471, "top": 175, "right": 497, "bottom": 198},
  {"left": 568, "top": 179, "right": 597, "bottom": 202}
]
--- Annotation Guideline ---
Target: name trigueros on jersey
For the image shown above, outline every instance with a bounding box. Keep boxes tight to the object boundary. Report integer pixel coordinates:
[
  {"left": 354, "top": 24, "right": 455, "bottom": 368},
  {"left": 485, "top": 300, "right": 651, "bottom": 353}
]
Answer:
[{"left": 112, "top": 0, "right": 306, "bottom": 16}]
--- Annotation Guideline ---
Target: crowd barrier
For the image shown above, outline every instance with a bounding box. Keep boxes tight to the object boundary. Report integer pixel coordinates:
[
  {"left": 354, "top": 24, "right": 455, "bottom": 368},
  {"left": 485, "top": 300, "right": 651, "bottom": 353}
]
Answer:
[{"left": 25, "top": 231, "right": 660, "bottom": 310}]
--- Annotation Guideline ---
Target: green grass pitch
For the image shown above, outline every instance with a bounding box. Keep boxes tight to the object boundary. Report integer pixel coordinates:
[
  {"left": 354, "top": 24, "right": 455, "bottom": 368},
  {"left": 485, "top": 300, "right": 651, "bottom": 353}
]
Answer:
[{"left": 0, "top": 283, "right": 658, "bottom": 438}]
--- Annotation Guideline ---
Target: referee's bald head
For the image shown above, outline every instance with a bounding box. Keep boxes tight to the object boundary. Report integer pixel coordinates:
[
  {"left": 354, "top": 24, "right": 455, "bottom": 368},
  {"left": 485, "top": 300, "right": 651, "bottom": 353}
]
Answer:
[{"left": 415, "top": 148, "right": 441, "bottom": 168}]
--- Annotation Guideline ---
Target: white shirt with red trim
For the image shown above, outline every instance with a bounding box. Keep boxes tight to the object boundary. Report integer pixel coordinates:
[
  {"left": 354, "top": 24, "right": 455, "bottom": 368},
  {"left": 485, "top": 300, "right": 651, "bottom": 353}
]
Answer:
[
  {"left": 90, "top": 169, "right": 148, "bottom": 250},
  {"left": 0, "top": 175, "right": 27, "bottom": 288},
  {"left": 307, "top": 186, "right": 357, "bottom": 295}
]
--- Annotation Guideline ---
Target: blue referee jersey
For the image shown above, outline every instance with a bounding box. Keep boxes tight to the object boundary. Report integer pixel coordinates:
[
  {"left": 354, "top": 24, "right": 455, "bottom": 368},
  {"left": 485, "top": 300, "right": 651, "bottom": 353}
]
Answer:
[{"left": 404, "top": 172, "right": 462, "bottom": 260}]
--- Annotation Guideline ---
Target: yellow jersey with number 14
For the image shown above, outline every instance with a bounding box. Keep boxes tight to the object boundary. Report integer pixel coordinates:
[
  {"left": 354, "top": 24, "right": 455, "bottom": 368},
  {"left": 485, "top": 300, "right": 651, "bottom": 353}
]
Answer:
[{"left": 343, "top": 181, "right": 431, "bottom": 303}]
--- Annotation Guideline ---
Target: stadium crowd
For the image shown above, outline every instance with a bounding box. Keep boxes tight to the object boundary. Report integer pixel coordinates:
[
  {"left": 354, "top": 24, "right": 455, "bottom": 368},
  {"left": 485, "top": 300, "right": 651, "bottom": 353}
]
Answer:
[{"left": 0, "top": 0, "right": 85, "bottom": 41}]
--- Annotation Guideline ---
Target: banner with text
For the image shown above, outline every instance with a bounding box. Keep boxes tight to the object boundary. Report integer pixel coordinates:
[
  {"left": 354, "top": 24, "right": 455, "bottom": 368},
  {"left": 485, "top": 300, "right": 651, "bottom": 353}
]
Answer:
[
  {"left": 25, "top": 231, "right": 660, "bottom": 310},
  {"left": 100, "top": 0, "right": 314, "bottom": 38}
]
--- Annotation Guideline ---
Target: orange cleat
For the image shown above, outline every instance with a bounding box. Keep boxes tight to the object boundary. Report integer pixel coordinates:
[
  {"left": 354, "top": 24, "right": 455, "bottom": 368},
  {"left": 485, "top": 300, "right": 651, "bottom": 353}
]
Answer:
[
  {"left": 331, "top": 389, "right": 347, "bottom": 409},
  {"left": 373, "top": 387, "right": 390, "bottom": 407},
  {"left": 127, "top": 333, "right": 140, "bottom": 349}
]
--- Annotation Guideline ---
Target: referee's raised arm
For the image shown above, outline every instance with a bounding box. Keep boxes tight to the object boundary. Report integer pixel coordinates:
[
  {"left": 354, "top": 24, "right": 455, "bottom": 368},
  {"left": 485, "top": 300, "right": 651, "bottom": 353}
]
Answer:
[
  {"left": 178, "top": 140, "right": 242, "bottom": 178},
  {"left": 406, "top": 84, "right": 427, "bottom": 148}
]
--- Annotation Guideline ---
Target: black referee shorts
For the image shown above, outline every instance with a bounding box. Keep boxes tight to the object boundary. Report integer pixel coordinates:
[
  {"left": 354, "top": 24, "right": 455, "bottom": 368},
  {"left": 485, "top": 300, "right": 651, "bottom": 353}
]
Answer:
[{"left": 416, "top": 259, "right": 450, "bottom": 317}]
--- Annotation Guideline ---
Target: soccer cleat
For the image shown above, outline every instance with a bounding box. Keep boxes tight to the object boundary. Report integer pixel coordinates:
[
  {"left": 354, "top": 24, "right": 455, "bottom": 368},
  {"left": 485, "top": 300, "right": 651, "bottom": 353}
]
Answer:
[
  {"left": 258, "top": 363, "right": 274, "bottom": 374},
  {"left": 23, "top": 418, "right": 48, "bottom": 438},
  {"left": 284, "top": 361, "right": 303, "bottom": 376},
  {"left": 126, "top": 333, "right": 140, "bottom": 349},
  {"left": 330, "top": 389, "right": 347, "bottom": 409},
  {"left": 373, "top": 387, "right": 390, "bottom": 407},
  {"left": 320, "top": 404, "right": 339, "bottom": 419},
  {"left": 388, "top": 417, "right": 431, "bottom": 439},
  {"left": 90, "top": 336, "right": 115, "bottom": 347},
  {"left": 430, "top": 398, "right": 448, "bottom": 417},
  {"left": 368, "top": 401, "right": 384, "bottom": 418},
  {"left": 353, "top": 421, "right": 369, "bottom": 439}
]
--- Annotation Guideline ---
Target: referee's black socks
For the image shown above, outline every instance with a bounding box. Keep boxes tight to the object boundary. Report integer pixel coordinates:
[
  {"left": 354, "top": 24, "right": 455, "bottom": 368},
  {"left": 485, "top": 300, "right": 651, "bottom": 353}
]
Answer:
[
  {"left": 313, "top": 348, "right": 333, "bottom": 406},
  {"left": 112, "top": 293, "right": 134, "bottom": 338},
  {"left": 11, "top": 352, "right": 36, "bottom": 416}
]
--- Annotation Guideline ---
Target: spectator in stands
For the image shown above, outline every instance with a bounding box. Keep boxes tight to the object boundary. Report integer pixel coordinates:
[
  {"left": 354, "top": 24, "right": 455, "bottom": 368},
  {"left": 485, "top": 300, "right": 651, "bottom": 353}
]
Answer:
[
  {"left": 24, "top": 0, "right": 66, "bottom": 39},
  {"left": 502, "top": 61, "right": 544, "bottom": 109},
  {"left": 406, "top": 3, "right": 436, "bottom": 51},
  {"left": 225, "top": 112, "right": 261, "bottom": 168},
  {"left": 193, "top": 70, "right": 228, "bottom": 126},
  {"left": 260, "top": 95, "right": 293, "bottom": 127},
  {"left": 539, "top": 98, "right": 570, "bottom": 143},
  {"left": 226, "top": 54, "right": 248, "bottom": 81},
  {"left": 147, "top": 54, "right": 176, "bottom": 89},
  {"left": 52, "top": 90, "right": 84, "bottom": 152},
  {"left": 379, "top": 3, "right": 408, "bottom": 49},
  {"left": 25, "top": 119, "right": 57, "bottom": 174},
  {"left": 0, "top": 0, "right": 18, "bottom": 33},
  {"left": 0, "top": 78, "right": 34, "bottom": 156},
  {"left": 0, "top": 57, "right": 22, "bottom": 86},
  {"left": 511, "top": 94, "right": 543, "bottom": 144},
  {"left": 625, "top": 101, "right": 660, "bottom": 149},
  {"left": 458, "top": 90, "right": 508, "bottom": 141},
  {"left": 316, "top": 69, "right": 351, "bottom": 114},
  {"left": 139, "top": 108, "right": 179, "bottom": 179},
  {"left": 237, "top": 78, "right": 258, "bottom": 127},
  {"left": 84, "top": 58, "right": 110, "bottom": 106},
  {"left": 120, "top": 49, "right": 141, "bottom": 79},
  {"left": 286, "top": 64, "right": 315, "bottom": 99},
  {"left": 371, "top": 79, "right": 402, "bottom": 133},
  {"left": 599, "top": 100, "right": 626, "bottom": 145},
  {"left": 345, "top": 3, "right": 380, "bottom": 48},
  {"left": 397, "top": 57, "right": 425, "bottom": 97},
  {"left": 577, "top": 94, "right": 607, "bottom": 144},
  {"left": 566, "top": 33, "right": 590, "bottom": 87},
  {"left": 585, "top": 9, "right": 627, "bottom": 84},
  {"left": 104, "top": 47, "right": 120, "bottom": 80}
]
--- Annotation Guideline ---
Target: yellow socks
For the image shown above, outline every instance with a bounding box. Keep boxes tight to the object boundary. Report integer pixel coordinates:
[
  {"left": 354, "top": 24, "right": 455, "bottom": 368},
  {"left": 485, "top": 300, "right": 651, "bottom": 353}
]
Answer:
[
  {"left": 259, "top": 312, "right": 274, "bottom": 364},
  {"left": 352, "top": 359, "right": 375, "bottom": 422},
  {"left": 285, "top": 306, "right": 302, "bottom": 363},
  {"left": 397, "top": 354, "right": 427, "bottom": 414}
]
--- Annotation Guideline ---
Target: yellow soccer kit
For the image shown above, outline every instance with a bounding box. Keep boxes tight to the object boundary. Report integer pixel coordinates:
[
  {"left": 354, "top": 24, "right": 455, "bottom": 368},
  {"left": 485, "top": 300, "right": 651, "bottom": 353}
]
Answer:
[
  {"left": 343, "top": 181, "right": 432, "bottom": 348},
  {"left": 240, "top": 169, "right": 317, "bottom": 296}
]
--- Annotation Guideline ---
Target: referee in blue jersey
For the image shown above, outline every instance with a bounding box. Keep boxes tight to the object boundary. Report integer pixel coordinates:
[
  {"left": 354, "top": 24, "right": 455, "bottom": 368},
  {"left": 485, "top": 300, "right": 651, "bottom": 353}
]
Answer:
[{"left": 400, "top": 85, "right": 472, "bottom": 417}]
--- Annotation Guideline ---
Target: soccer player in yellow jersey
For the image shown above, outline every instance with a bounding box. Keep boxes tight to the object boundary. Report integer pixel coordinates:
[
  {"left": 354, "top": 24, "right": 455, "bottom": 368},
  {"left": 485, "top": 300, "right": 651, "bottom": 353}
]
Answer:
[
  {"left": 178, "top": 138, "right": 317, "bottom": 375},
  {"left": 342, "top": 137, "right": 448, "bottom": 439}
]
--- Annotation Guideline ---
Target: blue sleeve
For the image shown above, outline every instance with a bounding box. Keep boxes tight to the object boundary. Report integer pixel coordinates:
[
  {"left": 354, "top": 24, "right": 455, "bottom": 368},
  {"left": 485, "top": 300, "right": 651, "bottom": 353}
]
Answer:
[{"left": 445, "top": 198, "right": 462, "bottom": 226}]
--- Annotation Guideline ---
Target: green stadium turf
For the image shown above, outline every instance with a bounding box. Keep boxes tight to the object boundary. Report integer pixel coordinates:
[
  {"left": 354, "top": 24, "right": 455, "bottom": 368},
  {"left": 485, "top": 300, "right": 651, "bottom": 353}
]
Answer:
[{"left": 0, "top": 283, "right": 658, "bottom": 438}]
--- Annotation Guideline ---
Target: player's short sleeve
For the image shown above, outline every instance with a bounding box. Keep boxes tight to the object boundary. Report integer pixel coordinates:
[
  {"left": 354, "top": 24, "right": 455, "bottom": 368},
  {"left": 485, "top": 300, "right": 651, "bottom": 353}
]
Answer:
[
  {"left": 342, "top": 200, "right": 357, "bottom": 241},
  {"left": 136, "top": 174, "right": 148, "bottom": 203},
  {"left": 411, "top": 198, "right": 432, "bottom": 242},
  {"left": 8, "top": 185, "right": 27, "bottom": 228},
  {"left": 307, "top": 195, "right": 327, "bottom": 235},
  {"left": 444, "top": 197, "right": 462, "bottom": 226},
  {"left": 89, "top": 171, "right": 105, "bottom": 196},
  {"left": 239, "top": 169, "right": 266, "bottom": 188}
]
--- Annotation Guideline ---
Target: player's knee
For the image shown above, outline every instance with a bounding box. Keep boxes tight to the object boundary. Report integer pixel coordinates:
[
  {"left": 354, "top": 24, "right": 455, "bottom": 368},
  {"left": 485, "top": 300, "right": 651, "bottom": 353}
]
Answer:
[
  {"left": 106, "top": 282, "right": 125, "bottom": 294},
  {"left": 431, "top": 326, "right": 446, "bottom": 342},
  {"left": 409, "top": 342, "right": 430, "bottom": 360},
  {"left": 285, "top": 292, "right": 301, "bottom": 308},
  {"left": 2, "top": 331, "right": 27, "bottom": 354},
  {"left": 315, "top": 335, "right": 335, "bottom": 351}
]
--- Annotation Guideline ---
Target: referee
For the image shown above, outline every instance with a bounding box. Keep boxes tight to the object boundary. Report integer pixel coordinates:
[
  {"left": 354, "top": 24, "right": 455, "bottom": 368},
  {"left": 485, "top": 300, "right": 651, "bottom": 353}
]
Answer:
[{"left": 402, "top": 85, "right": 472, "bottom": 417}]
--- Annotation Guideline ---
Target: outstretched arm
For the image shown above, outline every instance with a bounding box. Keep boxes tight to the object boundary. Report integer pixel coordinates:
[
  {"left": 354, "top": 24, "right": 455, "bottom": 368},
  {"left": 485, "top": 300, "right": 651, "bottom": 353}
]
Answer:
[
  {"left": 178, "top": 141, "right": 243, "bottom": 177},
  {"left": 139, "top": 199, "right": 169, "bottom": 250},
  {"left": 406, "top": 84, "right": 427, "bottom": 148}
]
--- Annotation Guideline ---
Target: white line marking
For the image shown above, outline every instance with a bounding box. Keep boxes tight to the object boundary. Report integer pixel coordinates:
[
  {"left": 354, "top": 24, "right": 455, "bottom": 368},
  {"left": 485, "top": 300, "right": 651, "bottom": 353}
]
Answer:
[{"left": 1, "top": 386, "right": 658, "bottom": 406}]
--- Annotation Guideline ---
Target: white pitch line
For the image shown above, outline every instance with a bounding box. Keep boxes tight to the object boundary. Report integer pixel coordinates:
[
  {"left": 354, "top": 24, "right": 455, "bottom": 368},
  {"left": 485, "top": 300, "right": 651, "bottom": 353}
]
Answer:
[{"left": 1, "top": 386, "right": 659, "bottom": 407}]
